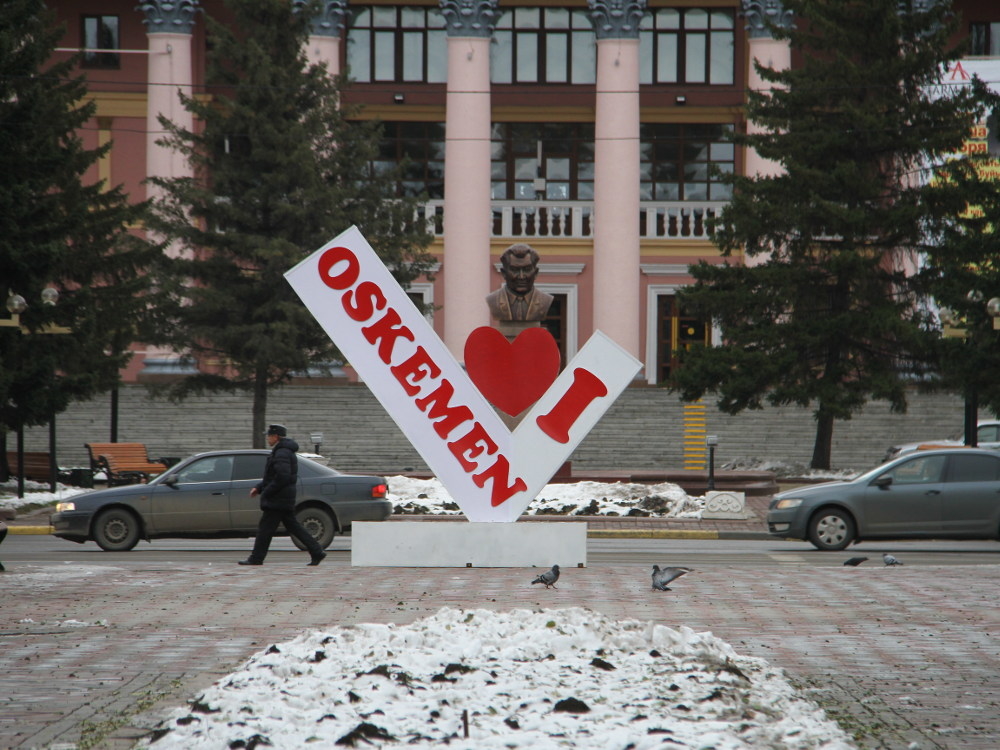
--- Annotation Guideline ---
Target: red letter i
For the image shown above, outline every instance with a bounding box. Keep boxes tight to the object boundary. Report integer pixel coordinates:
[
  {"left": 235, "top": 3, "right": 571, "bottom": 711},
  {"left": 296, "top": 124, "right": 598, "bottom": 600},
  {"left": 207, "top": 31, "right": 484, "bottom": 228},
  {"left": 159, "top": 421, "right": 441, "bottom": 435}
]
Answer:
[{"left": 535, "top": 368, "right": 608, "bottom": 444}]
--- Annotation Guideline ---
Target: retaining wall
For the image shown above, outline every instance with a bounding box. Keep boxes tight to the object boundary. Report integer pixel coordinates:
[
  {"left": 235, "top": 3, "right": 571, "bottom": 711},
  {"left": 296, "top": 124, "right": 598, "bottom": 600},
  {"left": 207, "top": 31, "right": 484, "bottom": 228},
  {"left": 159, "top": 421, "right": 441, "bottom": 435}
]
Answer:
[{"left": 5, "top": 384, "right": 991, "bottom": 476}]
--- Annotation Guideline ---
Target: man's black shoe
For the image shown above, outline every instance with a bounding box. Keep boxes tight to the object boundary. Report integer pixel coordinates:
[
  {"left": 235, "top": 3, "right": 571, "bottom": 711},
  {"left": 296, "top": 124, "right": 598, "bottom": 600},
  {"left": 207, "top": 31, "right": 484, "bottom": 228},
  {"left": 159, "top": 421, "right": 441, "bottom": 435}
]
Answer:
[
  {"left": 308, "top": 551, "right": 327, "bottom": 567},
  {"left": 238, "top": 559, "right": 262, "bottom": 566}
]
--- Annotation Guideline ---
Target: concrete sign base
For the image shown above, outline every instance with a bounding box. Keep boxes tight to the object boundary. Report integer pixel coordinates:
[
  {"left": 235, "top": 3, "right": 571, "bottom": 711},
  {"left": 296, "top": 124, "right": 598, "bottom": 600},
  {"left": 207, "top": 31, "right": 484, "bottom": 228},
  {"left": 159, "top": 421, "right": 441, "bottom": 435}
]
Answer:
[{"left": 351, "top": 521, "right": 587, "bottom": 568}]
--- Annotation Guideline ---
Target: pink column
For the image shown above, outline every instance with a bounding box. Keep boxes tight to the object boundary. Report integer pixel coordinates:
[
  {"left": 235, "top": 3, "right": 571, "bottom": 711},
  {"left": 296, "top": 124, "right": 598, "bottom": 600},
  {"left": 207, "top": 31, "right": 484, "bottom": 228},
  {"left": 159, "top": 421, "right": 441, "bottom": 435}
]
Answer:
[
  {"left": 439, "top": 0, "right": 497, "bottom": 361},
  {"left": 742, "top": 2, "right": 793, "bottom": 266},
  {"left": 305, "top": 36, "right": 341, "bottom": 75},
  {"left": 744, "top": 36, "right": 790, "bottom": 180},
  {"left": 138, "top": 2, "right": 198, "bottom": 368},
  {"left": 142, "top": 25, "right": 194, "bottom": 213},
  {"left": 590, "top": 3, "right": 644, "bottom": 360},
  {"left": 139, "top": 0, "right": 198, "bottom": 258},
  {"left": 145, "top": 33, "right": 193, "bottom": 199}
]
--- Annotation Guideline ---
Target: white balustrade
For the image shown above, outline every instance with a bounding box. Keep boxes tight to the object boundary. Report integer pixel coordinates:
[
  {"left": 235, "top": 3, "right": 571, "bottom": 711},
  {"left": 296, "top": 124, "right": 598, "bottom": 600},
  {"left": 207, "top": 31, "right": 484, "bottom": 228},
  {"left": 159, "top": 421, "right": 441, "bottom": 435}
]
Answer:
[{"left": 416, "top": 199, "right": 725, "bottom": 241}]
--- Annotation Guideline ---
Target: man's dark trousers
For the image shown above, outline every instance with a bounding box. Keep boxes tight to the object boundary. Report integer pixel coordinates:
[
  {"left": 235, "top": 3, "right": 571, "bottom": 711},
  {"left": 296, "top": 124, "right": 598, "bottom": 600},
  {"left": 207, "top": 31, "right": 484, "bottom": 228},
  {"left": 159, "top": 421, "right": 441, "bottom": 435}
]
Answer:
[{"left": 248, "top": 507, "right": 325, "bottom": 563}]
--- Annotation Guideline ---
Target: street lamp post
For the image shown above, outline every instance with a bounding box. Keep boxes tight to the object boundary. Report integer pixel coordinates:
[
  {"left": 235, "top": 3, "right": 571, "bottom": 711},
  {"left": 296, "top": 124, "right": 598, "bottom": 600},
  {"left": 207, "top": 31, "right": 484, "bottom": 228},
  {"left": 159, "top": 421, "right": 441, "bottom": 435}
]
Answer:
[
  {"left": 310, "top": 431, "right": 324, "bottom": 455},
  {"left": 705, "top": 434, "right": 719, "bottom": 491},
  {"left": 2, "top": 288, "right": 71, "bottom": 498}
]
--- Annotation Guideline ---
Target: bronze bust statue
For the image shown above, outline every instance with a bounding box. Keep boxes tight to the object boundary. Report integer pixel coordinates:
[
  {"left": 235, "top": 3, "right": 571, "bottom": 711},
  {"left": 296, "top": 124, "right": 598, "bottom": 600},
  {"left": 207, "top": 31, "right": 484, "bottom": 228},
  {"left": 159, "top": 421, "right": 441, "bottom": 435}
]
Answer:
[{"left": 486, "top": 243, "right": 554, "bottom": 322}]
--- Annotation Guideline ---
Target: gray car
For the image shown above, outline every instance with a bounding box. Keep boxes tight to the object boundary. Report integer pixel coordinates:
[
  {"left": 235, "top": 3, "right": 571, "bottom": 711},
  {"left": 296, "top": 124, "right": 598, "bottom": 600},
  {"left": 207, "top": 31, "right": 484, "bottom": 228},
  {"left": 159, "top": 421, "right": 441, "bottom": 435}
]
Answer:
[
  {"left": 51, "top": 450, "right": 391, "bottom": 552},
  {"left": 767, "top": 448, "right": 1000, "bottom": 550},
  {"left": 883, "top": 420, "right": 1000, "bottom": 462}
]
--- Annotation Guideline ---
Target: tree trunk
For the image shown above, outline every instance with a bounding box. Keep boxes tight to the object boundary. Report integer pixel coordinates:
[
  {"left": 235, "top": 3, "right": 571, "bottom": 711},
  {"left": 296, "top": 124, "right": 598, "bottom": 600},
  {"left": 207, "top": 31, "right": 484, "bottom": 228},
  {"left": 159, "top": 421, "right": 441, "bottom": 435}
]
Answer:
[
  {"left": 0, "top": 431, "right": 8, "bottom": 482},
  {"left": 251, "top": 370, "right": 269, "bottom": 449},
  {"left": 811, "top": 410, "right": 835, "bottom": 470}
]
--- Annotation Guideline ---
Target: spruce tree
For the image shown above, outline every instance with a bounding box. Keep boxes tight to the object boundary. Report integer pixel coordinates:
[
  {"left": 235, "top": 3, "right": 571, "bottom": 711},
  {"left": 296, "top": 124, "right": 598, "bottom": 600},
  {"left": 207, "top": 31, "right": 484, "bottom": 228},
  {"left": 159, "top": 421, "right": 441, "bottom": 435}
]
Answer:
[
  {"left": 0, "top": 0, "right": 161, "bottom": 461},
  {"left": 148, "top": 0, "right": 434, "bottom": 447},
  {"left": 919, "top": 141, "right": 1000, "bottom": 425},
  {"left": 671, "top": 0, "right": 999, "bottom": 468}
]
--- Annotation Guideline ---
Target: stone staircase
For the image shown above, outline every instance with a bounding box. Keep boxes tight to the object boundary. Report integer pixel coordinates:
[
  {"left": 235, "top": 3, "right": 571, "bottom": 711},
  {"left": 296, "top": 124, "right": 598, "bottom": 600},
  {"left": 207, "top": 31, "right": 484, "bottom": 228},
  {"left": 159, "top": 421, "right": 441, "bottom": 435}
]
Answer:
[{"left": 8, "top": 383, "right": 987, "bottom": 480}]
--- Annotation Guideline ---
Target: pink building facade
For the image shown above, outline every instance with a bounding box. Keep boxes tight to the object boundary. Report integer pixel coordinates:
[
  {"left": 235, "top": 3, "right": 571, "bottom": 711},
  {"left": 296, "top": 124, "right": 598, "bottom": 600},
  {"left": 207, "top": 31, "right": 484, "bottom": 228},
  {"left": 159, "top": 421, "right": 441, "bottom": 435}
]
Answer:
[{"left": 48, "top": 0, "right": 1000, "bottom": 383}]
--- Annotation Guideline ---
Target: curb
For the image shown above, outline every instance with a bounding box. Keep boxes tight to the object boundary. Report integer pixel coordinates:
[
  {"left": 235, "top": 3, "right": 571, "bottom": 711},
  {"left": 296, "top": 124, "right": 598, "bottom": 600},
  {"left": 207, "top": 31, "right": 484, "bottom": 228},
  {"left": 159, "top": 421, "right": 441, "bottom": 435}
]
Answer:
[
  {"left": 588, "top": 529, "right": 720, "bottom": 539},
  {"left": 3, "top": 526, "right": 772, "bottom": 540},
  {"left": 588, "top": 529, "right": 771, "bottom": 540}
]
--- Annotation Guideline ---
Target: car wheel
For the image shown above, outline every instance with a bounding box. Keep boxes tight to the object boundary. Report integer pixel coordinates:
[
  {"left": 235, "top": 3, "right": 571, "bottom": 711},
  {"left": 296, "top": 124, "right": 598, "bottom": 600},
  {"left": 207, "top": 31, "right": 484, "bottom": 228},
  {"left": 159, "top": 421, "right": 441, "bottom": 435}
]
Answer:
[
  {"left": 807, "top": 508, "right": 855, "bottom": 551},
  {"left": 292, "top": 506, "right": 336, "bottom": 550},
  {"left": 92, "top": 507, "right": 141, "bottom": 552}
]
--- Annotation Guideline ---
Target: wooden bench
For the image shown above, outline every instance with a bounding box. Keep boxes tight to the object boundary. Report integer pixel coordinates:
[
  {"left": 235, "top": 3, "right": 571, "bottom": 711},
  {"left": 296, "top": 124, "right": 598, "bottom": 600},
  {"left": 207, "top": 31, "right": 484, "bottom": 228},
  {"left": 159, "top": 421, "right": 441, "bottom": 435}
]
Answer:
[
  {"left": 4, "top": 451, "right": 55, "bottom": 483},
  {"left": 85, "top": 443, "right": 168, "bottom": 486}
]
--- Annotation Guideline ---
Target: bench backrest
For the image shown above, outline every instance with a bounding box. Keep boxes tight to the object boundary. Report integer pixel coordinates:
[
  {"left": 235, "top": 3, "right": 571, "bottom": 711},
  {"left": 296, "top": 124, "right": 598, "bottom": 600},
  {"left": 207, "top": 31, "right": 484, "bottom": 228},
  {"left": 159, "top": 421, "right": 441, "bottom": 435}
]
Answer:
[
  {"left": 4, "top": 451, "right": 52, "bottom": 481},
  {"left": 84, "top": 443, "right": 166, "bottom": 473}
]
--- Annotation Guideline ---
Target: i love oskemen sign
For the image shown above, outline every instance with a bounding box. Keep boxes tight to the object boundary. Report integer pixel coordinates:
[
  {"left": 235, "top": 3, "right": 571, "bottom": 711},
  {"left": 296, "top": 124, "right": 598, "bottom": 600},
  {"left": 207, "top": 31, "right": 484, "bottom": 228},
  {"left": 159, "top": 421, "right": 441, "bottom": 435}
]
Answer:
[{"left": 285, "top": 226, "right": 641, "bottom": 522}]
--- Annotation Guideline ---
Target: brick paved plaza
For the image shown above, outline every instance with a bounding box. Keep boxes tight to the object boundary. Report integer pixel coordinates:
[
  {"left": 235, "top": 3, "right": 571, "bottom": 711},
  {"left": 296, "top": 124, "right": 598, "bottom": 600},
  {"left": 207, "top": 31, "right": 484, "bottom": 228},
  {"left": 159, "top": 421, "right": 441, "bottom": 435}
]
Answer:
[{"left": 1, "top": 538, "right": 998, "bottom": 750}]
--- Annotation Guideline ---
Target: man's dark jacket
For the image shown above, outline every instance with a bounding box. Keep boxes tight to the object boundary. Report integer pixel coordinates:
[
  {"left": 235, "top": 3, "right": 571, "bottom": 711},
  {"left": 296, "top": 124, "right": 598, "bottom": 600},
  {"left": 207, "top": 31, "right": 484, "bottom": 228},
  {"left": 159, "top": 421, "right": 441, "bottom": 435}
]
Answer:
[{"left": 256, "top": 437, "right": 299, "bottom": 510}]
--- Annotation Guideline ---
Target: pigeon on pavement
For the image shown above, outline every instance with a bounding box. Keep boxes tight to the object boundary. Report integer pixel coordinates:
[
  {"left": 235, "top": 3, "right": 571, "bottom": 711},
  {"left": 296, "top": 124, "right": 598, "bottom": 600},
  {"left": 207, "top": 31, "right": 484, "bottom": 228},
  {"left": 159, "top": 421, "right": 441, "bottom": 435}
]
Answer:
[
  {"left": 651, "top": 565, "right": 691, "bottom": 591},
  {"left": 843, "top": 556, "right": 868, "bottom": 567},
  {"left": 883, "top": 553, "right": 903, "bottom": 566},
  {"left": 531, "top": 565, "right": 560, "bottom": 588}
]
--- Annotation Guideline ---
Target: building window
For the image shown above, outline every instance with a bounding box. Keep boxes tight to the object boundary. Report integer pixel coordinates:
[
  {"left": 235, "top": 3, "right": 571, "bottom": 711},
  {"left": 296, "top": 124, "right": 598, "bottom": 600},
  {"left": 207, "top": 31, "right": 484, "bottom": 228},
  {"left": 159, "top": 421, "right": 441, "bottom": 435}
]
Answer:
[
  {"left": 406, "top": 286, "right": 434, "bottom": 323},
  {"left": 970, "top": 22, "right": 1000, "bottom": 56},
  {"left": 82, "top": 15, "right": 120, "bottom": 69},
  {"left": 373, "top": 122, "right": 445, "bottom": 198},
  {"left": 639, "top": 123, "right": 734, "bottom": 201},
  {"left": 347, "top": 6, "right": 447, "bottom": 83},
  {"left": 656, "top": 294, "right": 708, "bottom": 383},
  {"left": 490, "top": 122, "right": 594, "bottom": 201},
  {"left": 492, "top": 8, "right": 596, "bottom": 84},
  {"left": 640, "top": 8, "right": 734, "bottom": 85}
]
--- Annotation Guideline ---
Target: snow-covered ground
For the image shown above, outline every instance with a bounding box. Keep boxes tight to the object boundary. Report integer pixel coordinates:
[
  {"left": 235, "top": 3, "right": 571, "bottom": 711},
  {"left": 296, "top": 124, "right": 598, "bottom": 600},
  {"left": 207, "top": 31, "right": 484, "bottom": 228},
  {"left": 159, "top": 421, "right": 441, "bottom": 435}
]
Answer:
[
  {"left": 139, "top": 607, "right": 855, "bottom": 750},
  {"left": 387, "top": 476, "right": 704, "bottom": 517},
  {"left": 0, "top": 480, "right": 91, "bottom": 511}
]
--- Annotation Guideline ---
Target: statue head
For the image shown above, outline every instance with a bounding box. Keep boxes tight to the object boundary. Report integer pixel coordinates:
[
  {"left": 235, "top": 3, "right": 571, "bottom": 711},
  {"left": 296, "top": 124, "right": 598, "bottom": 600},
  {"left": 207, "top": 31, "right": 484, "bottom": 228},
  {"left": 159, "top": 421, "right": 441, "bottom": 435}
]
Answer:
[{"left": 499, "top": 243, "right": 540, "bottom": 297}]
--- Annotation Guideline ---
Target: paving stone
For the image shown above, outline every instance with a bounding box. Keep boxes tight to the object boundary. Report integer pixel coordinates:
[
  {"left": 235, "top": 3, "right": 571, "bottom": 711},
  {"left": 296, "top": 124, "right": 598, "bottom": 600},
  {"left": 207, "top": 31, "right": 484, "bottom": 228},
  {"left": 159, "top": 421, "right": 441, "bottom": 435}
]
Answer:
[{"left": 1, "top": 560, "right": 998, "bottom": 749}]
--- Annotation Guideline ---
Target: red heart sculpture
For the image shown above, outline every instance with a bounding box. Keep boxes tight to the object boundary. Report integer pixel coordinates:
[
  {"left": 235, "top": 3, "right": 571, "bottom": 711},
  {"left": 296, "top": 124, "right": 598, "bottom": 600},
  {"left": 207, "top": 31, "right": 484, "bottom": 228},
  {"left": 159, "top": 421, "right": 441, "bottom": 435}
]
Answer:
[{"left": 465, "top": 326, "right": 561, "bottom": 416}]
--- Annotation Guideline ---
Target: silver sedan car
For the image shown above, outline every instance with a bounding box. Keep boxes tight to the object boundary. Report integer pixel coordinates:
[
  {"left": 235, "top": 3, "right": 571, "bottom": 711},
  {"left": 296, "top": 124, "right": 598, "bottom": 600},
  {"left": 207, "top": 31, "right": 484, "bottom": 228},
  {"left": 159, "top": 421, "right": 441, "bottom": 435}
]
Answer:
[
  {"left": 767, "top": 448, "right": 1000, "bottom": 550},
  {"left": 52, "top": 450, "right": 391, "bottom": 551},
  {"left": 883, "top": 420, "right": 1000, "bottom": 462}
]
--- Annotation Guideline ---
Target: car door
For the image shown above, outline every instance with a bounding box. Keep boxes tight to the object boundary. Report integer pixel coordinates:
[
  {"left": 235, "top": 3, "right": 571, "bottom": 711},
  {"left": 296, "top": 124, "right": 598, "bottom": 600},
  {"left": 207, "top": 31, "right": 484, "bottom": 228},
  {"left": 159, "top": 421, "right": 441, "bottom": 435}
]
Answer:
[
  {"left": 148, "top": 456, "right": 234, "bottom": 533},
  {"left": 861, "top": 454, "right": 946, "bottom": 535},
  {"left": 940, "top": 453, "right": 1000, "bottom": 534},
  {"left": 229, "top": 453, "right": 270, "bottom": 531}
]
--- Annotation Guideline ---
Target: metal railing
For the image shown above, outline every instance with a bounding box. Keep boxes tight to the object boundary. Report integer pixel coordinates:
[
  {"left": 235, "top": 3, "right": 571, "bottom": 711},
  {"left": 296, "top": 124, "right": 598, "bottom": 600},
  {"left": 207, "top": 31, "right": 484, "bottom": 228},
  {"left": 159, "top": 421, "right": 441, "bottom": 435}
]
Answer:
[{"left": 415, "top": 199, "right": 725, "bottom": 240}]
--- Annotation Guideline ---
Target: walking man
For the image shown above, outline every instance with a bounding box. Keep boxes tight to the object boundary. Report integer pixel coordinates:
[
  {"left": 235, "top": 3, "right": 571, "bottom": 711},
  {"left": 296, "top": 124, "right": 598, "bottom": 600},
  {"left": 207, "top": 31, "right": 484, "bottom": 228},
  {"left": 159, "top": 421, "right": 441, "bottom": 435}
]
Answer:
[{"left": 239, "top": 424, "right": 327, "bottom": 567}]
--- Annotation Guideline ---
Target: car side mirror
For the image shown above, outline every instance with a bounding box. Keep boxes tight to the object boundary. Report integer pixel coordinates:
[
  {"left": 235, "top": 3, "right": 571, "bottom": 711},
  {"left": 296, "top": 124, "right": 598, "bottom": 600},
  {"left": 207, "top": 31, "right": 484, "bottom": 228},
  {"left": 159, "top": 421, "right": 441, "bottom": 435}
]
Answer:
[
  {"left": 163, "top": 474, "right": 179, "bottom": 488},
  {"left": 873, "top": 475, "right": 892, "bottom": 489}
]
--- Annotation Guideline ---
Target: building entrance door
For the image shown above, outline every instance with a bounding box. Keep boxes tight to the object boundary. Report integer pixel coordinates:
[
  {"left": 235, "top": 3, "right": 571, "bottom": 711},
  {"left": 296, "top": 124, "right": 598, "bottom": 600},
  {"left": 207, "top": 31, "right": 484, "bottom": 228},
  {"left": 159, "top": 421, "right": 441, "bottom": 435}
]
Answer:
[{"left": 656, "top": 294, "right": 708, "bottom": 383}]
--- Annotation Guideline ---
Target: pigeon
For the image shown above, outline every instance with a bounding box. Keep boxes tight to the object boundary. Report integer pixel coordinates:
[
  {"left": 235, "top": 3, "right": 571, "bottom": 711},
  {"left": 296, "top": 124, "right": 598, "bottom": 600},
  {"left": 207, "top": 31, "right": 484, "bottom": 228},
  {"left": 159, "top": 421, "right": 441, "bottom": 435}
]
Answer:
[
  {"left": 651, "top": 565, "right": 691, "bottom": 591},
  {"left": 531, "top": 565, "right": 560, "bottom": 588},
  {"left": 883, "top": 553, "right": 903, "bottom": 566},
  {"left": 843, "top": 556, "right": 868, "bottom": 567}
]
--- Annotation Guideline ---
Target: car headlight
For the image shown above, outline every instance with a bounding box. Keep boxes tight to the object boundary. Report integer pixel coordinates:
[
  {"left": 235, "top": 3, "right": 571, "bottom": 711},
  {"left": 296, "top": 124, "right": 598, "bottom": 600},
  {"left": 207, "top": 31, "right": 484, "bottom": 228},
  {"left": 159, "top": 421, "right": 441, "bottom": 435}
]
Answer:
[
  {"left": 55, "top": 501, "right": 76, "bottom": 512},
  {"left": 773, "top": 498, "right": 803, "bottom": 510}
]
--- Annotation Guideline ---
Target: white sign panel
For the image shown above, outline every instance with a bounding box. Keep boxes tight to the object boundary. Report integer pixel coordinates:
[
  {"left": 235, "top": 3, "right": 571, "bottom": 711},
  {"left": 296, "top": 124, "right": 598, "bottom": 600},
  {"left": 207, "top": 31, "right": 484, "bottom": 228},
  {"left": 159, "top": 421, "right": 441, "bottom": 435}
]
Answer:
[{"left": 285, "top": 226, "right": 641, "bottom": 522}]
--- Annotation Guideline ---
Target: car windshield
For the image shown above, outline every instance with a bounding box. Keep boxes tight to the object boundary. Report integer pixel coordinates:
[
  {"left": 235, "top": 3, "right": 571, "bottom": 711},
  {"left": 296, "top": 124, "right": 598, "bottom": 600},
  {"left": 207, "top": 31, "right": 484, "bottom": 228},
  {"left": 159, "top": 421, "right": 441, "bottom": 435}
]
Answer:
[{"left": 854, "top": 459, "right": 907, "bottom": 483}]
